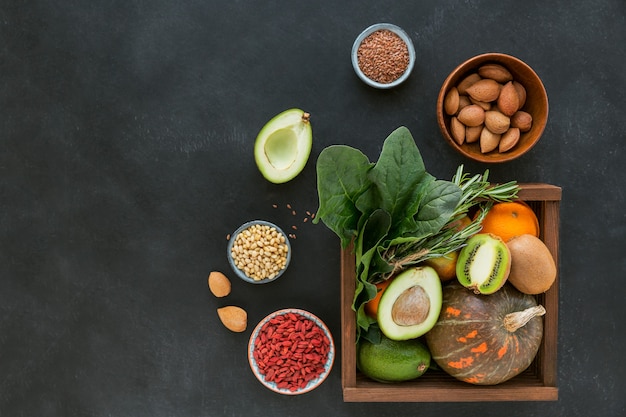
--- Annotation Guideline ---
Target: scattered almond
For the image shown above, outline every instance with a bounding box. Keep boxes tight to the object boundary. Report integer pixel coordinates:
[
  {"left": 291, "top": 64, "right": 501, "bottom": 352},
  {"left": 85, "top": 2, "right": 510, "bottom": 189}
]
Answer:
[
  {"left": 217, "top": 306, "right": 247, "bottom": 332},
  {"left": 497, "top": 81, "right": 520, "bottom": 116},
  {"left": 457, "top": 104, "right": 485, "bottom": 127},
  {"left": 511, "top": 110, "right": 533, "bottom": 132},
  {"left": 444, "top": 87, "right": 460, "bottom": 116},
  {"left": 466, "top": 79, "right": 501, "bottom": 102},
  {"left": 208, "top": 271, "right": 232, "bottom": 297},
  {"left": 499, "top": 128, "right": 521, "bottom": 152},
  {"left": 484, "top": 110, "right": 511, "bottom": 134},
  {"left": 478, "top": 63, "right": 513, "bottom": 83}
]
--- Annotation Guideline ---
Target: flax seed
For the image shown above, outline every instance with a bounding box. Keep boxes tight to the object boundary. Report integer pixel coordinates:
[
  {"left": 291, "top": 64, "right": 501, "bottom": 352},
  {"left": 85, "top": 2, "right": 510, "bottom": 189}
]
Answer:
[{"left": 357, "top": 29, "right": 409, "bottom": 84}]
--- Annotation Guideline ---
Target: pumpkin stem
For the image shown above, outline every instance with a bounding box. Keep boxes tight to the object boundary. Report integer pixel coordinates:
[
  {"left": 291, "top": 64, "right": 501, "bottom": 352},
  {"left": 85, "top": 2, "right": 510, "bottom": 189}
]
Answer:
[{"left": 503, "top": 305, "right": 546, "bottom": 332}]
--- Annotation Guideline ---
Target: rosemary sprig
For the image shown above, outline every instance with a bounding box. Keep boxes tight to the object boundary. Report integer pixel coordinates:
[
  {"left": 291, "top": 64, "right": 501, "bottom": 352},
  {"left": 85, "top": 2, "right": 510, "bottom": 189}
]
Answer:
[{"left": 383, "top": 165, "right": 518, "bottom": 277}]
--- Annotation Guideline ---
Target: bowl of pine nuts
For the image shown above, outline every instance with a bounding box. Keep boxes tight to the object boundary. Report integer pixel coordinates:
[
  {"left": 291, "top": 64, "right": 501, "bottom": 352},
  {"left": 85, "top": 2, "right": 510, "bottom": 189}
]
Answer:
[{"left": 227, "top": 220, "right": 291, "bottom": 284}]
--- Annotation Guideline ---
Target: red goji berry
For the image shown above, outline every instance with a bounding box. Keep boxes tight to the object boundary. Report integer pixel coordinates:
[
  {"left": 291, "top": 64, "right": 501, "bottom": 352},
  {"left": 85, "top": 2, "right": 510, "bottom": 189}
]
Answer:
[{"left": 253, "top": 312, "right": 331, "bottom": 391}]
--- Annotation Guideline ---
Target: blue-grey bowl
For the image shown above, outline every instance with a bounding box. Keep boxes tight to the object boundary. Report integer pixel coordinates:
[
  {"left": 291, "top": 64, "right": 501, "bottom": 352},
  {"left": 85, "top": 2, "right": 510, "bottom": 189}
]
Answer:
[
  {"left": 227, "top": 220, "right": 291, "bottom": 284},
  {"left": 351, "top": 23, "right": 416, "bottom": 89}
]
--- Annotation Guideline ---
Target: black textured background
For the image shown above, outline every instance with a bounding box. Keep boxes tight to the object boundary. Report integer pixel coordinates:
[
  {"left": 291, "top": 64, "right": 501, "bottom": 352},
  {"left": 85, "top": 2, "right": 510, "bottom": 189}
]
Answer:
[{"left": 1, "top": 1, "right": 625, "bottom": 416}]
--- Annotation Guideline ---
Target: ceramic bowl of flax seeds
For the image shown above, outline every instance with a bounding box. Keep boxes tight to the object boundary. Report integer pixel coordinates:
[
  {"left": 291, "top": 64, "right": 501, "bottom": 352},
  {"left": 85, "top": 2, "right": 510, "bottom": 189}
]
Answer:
[{"left": 351, "top": 23, "right": 416, "bottom": 89}]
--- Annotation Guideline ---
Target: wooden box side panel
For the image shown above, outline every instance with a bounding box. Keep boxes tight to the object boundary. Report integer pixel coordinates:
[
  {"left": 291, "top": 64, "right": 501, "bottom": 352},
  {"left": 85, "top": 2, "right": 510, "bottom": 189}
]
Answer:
[
  {"left": 340, "top": 183, "right": 561, "bottom": 402},
  {"left": 340, "top": 241, "right": 357, "bottom": 390}
]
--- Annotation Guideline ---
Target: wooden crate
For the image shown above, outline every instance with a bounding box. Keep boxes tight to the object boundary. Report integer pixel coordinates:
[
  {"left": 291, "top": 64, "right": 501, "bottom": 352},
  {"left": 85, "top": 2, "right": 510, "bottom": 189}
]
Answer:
[{"left": 340, "top": 183, "right": 561, "bottom": 402}]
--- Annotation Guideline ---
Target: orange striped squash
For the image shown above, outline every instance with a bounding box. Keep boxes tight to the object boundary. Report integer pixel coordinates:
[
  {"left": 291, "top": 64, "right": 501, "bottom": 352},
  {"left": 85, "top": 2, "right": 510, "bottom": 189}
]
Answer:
[{"left": 425, "top": 282, "right": 544, "bottom": 385}]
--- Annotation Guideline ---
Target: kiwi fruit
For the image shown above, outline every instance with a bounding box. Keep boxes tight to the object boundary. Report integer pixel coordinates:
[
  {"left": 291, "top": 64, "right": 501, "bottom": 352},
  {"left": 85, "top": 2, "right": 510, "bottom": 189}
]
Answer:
[
  {"left": 456, "top": 233, "right": 511, "bottom": 295},
  {"left": 506, "top": 234, "right": 557, "bottom": 294}
]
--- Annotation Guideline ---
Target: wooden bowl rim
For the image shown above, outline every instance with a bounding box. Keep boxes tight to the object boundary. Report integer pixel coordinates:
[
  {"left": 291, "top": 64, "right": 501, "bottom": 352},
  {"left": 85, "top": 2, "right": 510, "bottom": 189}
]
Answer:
[{"left": 437, "top": 53, "right": 549, "bottom": 163}]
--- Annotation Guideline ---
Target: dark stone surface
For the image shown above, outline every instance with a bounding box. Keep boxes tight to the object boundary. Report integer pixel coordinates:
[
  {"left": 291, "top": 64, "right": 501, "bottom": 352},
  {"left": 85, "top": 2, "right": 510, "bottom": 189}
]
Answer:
[{"left": 1, "top": 1, "right": 625, "bottom": 416}]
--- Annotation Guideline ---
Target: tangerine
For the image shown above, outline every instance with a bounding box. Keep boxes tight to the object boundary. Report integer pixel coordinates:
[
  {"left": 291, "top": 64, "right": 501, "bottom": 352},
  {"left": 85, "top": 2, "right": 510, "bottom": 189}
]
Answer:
[
  {"left": 447, "top": 215, "right": 472, "bottom": 232},
  {"left": 364, "top": 279, "right": 392, "bottom": 318},
  {"left": 478, "top": 201, "right": 539, "bottom": 242},
  {"left": 424, "top": 251, "right": 459, "bottom": 281}
]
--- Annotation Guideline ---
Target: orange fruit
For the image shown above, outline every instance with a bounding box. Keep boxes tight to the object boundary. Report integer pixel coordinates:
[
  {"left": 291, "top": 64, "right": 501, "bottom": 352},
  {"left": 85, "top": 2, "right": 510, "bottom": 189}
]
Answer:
[
  {"left": 478, "top": 201, "right": 539, "bottom": 242},
  {"left": 446, "top": 214, "right": 472, "bottom": 232},
  {"left": 364, "top": 279, "right": 392, "bottom": 318},
  {"left": 425, "top": 251, "right": 459, "bottom": 281}
]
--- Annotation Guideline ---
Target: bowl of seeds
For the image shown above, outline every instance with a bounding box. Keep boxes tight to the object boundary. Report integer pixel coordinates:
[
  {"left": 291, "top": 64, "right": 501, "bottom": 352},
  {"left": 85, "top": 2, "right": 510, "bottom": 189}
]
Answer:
[
  {"left": 227, "top": 220, "right": 291, "bottom": 284},
  {"left": 351, "top": 23, "right": 416, "bottom": 89}
]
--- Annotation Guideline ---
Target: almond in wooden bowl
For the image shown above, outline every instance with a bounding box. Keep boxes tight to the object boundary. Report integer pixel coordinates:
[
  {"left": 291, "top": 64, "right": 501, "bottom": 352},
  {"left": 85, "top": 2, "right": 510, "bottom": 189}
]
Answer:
[{"left": 437, "top": 53, "right": 548, "bottom": 163}]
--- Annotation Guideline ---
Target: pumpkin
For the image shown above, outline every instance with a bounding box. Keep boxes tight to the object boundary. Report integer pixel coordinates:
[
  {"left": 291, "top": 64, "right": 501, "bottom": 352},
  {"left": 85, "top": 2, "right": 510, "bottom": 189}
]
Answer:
[{"left": 425, "top": 282, "right": 545, "bottom": 385}]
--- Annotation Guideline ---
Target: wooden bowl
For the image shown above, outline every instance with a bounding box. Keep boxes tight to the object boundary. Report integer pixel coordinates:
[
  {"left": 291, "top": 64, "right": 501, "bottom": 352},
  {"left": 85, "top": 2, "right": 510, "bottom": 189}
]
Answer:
[{"left": 437, "top": 53, "right": 548, "bottom": 163}]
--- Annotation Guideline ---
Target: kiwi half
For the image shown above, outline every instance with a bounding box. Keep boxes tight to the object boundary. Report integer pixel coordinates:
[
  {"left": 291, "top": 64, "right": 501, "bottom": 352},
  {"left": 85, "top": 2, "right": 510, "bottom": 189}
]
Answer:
[{"left": 456, "top": 233, "right": 511, "bottom": 295}]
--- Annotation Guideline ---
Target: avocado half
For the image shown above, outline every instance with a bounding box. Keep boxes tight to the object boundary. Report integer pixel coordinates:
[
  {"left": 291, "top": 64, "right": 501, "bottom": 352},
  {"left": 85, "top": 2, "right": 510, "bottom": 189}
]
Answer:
[
  {"left": 254, "top": 108, "right": 312, "bottom": 184},
  {"left": 377, "top": 266, "right": 443, "bottom": 341}
]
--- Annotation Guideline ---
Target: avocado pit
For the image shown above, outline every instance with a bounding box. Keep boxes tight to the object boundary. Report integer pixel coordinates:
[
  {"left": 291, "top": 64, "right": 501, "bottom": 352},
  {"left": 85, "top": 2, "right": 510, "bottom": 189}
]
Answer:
[{"left": 391, "top": 285, "right": 430, "bottom": 326}]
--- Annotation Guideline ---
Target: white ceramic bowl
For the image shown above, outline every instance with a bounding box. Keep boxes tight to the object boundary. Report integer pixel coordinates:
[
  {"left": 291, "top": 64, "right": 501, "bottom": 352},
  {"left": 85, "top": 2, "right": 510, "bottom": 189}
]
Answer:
[
  {"left": 248, "top": 308, "right": 335, "bottom": 395},
  {"left": 227, "top": 220, "right": 291, "bottom": 284},
  {"left": 351, "top": 23, "right": 416, "bottom": 89}
]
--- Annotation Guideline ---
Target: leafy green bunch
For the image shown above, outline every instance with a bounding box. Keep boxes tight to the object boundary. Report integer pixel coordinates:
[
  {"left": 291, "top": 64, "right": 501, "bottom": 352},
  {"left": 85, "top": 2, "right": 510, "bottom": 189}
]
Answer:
[{"left": 313, "top": 127, "right": 518, "bottom": 342}]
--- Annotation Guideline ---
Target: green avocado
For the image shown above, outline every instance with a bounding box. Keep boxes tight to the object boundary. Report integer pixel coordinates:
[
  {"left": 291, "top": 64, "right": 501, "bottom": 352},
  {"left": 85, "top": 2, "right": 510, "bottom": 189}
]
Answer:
[
  {"left": 377, "top": 266, "right": 442, "bottom": 340},
  {"left": 357, "top": 334, "right": 431, "bottom": 383},
  {"left": 254, "top": 108, "right": 312, "bottom": 184}
]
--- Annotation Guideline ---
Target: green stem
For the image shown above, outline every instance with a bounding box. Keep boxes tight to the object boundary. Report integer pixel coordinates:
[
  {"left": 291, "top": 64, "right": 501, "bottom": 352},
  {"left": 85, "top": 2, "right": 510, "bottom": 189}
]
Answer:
[{"left": 381, "top": 166, "right": 518, "bottom": 278}]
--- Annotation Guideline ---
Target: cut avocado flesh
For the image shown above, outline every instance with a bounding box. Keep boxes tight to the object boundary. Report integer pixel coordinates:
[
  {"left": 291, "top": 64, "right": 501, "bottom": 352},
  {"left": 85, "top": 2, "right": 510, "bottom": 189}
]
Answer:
[
  {"left": 254, "top": 108, "right": 312, "bottom": 184},
  {"left": 377, "top": 266, "right": 443, "bottom": 341}
]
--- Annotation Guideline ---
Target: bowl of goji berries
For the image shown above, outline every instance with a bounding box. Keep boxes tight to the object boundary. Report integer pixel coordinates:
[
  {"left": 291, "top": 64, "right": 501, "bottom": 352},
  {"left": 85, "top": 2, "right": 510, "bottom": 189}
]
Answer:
[{"left": 248, "top": 308, "right": 335, "bottom": 395}]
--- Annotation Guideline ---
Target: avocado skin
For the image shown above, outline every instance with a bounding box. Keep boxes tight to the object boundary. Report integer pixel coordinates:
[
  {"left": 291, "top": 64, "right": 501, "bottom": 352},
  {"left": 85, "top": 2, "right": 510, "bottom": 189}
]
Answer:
[{"left": 357, "top": 335, "right": 431, "bottom": 383}]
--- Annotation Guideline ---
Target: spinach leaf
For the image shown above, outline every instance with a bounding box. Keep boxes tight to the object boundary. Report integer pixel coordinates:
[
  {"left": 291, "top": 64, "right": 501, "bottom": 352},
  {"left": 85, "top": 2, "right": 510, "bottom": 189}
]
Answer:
[
  {"left": 314, "top": 145, "right": 373, "bottom": 248},
  {"left": 411, "top": 179, "right": 462, "bottom": 237},
  {"left": 357, "top": 127, "right": 433, "bottom": 238}
]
